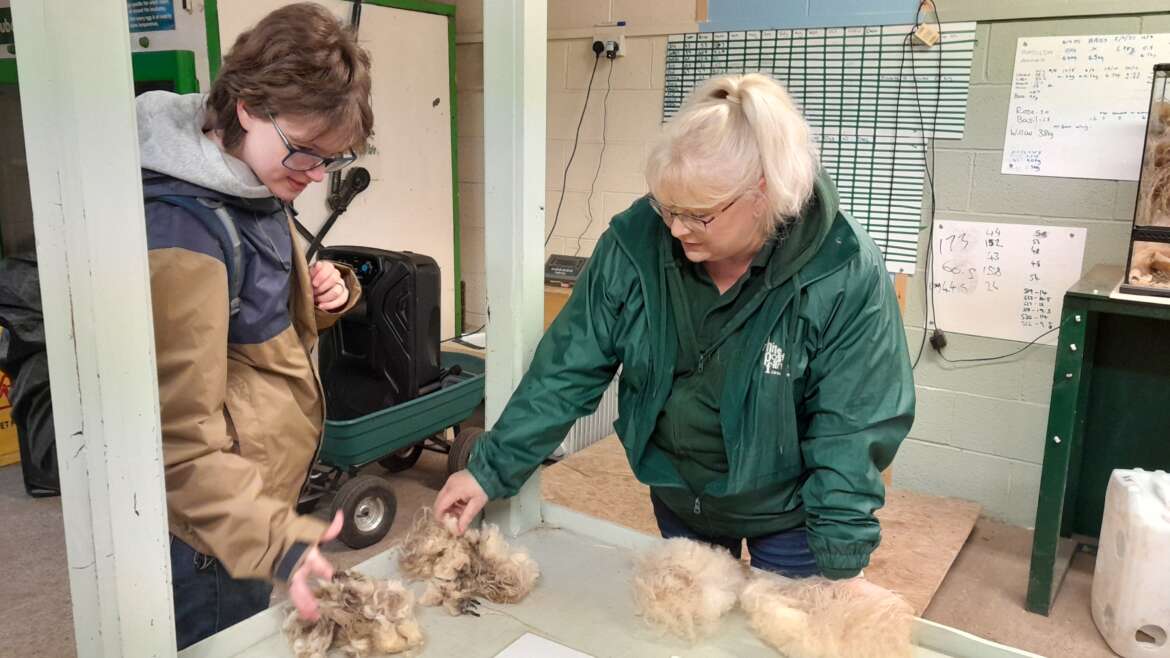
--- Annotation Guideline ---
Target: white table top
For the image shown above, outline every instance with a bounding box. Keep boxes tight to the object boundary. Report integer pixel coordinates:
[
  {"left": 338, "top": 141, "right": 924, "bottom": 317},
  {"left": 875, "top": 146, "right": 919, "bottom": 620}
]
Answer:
[{"left": 181, "top": 505, "right": 1042, "bottom": 658}]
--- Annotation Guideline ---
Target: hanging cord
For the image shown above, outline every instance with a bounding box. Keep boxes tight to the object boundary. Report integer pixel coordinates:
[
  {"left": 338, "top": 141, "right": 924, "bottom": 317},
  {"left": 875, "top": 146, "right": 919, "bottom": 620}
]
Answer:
[
  {"left": 547, "top": 46, "right": 604, "bottom": 247},
  {"left": 908, "top": 0, "right": 942, "bottom": 370},
  {"left": 573, "top": 58, "right": 616, "bottom": 257}
]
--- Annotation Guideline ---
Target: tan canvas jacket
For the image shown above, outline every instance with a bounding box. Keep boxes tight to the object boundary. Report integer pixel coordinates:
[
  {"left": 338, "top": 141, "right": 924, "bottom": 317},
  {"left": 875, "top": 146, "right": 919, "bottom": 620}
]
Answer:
[{"left": 145, "top": 171, "right": 360, "bottom": 581}]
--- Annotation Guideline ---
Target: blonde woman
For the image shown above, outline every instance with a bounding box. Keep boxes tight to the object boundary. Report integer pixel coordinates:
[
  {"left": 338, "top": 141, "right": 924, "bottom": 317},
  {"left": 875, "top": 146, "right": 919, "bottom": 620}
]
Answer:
[{"left": 436, "top": 74, "right": 914, "bottom": 583}]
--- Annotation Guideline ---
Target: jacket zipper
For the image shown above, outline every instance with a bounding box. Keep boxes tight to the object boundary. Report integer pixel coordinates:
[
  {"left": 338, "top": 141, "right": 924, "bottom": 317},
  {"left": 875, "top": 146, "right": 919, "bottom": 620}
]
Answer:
[{"left": 697, "top": 350, "right": 711, "bottom": 374}]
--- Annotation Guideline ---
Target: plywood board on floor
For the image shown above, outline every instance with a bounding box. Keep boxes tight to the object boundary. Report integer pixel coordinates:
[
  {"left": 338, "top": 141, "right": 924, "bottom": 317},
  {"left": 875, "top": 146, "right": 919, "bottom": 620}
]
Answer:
[
  {"left": 541, "top": 436, "right": 981, "bottom": 615},
  {"left": 872, "top": 488, "right": 983, "bottom": 614}
]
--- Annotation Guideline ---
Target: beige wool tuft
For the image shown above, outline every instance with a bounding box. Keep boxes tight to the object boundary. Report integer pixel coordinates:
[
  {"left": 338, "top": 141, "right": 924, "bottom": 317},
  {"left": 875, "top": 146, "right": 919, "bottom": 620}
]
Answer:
[
  {"left": 282, "top": 570, "right": 423, "bottom": 658},
  {"left": 397, "top": 511, "right": 540, "bottom": 616},
  {"left": 630, "top": 538, "right": 748, "bottom": 641},
  {"left": 740, "top": 575, "right": 914, "bottom": 658}
]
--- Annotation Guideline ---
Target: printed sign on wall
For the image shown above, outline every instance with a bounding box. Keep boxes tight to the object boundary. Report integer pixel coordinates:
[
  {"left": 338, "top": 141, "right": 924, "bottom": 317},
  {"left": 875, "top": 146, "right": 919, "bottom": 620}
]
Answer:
[{"left": 129, "top": 0, "right": 177, "bottom": 33}]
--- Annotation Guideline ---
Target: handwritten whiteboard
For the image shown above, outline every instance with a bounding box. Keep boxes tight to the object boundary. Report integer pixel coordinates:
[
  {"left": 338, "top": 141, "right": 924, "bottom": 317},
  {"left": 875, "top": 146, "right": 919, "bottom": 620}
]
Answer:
[
  {"left": 1002, "top": 33, "right": 1170, "bottom": 181},
  {"left": 931, "top": 221, "right": 1087, "bottom": 345}
]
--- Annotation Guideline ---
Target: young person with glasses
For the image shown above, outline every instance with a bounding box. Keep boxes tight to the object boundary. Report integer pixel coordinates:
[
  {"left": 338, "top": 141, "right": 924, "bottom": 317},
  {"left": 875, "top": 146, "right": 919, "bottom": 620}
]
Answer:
[
  {"left": 435, "top": 74, "right": 914, "bottom": 598},
  {"left": 135, "top": 3, "right": 372, "bottom": 648}
]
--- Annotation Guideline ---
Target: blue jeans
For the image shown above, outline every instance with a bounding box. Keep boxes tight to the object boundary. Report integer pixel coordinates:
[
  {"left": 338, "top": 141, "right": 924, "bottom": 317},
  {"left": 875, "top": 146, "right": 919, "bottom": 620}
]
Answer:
[
  {"left": 170, "top": 536, "right": 273, "bottom": 650},
  {"left": 650, "top": 494, "right": 821, "bottom": 578}
]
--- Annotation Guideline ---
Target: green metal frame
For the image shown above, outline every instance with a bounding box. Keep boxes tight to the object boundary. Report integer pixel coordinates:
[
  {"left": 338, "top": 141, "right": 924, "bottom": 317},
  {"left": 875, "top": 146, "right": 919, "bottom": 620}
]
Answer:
[
  {"left": 1026, "top": 301, "right": 1092, "bottom": 616},
  {"left": 132, "top": 50, "right": 199, "bottom": 93},
  {"left": 205, "top": 0, "right": 221, "bottom": 81},
  {"left": 335, "top": 0, "right": 462, "bottom": 331},
  {"left": 446, "top": 9, "right": 462, "bottom": 333},
  {"left": 0, "top": 51, "right": 197, "bottom": 90},
  {"left": 1026, "top": 265, "right": 1170, "bottom": 615},
  {"left": 358, "top": 0, "right": 456, "bottom": 16}
]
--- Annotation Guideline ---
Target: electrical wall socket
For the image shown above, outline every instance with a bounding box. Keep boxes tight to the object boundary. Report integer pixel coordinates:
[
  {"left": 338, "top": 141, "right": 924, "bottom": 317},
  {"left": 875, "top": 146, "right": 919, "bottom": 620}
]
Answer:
[{"left": 592, "top": 23, "right": 626, "bottom": 57}]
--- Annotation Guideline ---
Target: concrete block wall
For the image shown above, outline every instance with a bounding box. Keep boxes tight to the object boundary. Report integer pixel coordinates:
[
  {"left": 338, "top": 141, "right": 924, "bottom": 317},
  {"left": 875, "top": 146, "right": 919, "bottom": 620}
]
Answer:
[
  {"left": 896, "top": 12, "right": 1166, "bottom": 527},
  {"left": 451, "top": 0, "right": 698, "bottom": 331}
]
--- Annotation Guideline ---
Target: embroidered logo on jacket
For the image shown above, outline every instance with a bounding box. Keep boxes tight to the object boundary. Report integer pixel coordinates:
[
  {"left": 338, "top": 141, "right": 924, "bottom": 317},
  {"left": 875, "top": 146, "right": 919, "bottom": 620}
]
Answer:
[{"left": 763, "top": 341, "right": 785, "bottom": 376}]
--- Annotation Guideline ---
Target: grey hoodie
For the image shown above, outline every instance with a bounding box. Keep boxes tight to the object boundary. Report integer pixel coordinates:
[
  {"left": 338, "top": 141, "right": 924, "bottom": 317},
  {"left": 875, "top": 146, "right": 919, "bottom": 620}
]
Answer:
[{"left": 136, "top": 91, "right": 272, "bottom": 199}]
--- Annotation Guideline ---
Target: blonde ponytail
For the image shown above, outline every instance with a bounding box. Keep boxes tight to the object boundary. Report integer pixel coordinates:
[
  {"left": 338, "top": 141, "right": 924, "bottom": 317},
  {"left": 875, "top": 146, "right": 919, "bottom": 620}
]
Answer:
[{"left": 645, "top": 73, "right": 819, "bottom": 233}]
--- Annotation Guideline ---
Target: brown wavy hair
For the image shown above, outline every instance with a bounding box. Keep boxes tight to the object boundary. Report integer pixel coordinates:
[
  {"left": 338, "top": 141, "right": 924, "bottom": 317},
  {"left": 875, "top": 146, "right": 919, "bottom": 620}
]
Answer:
[{"left": 206, "top": 3, "right": 373, "bottom": 152}]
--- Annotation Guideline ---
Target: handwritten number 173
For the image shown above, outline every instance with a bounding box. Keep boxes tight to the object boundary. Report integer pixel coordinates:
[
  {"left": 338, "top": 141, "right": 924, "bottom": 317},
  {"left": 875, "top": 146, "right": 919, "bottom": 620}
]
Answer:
[{"left": 940, "top": 233, "right": 970, "bottom": 252}]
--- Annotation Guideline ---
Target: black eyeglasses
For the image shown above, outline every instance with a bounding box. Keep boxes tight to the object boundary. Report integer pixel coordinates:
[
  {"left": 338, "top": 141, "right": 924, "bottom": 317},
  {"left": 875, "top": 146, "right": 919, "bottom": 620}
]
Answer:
[
  {"left": 267, "top": 112, "right": 357, "bottom": 173},
  {"left": 648, "top": 194, "right": 742, "bottom": 232}
]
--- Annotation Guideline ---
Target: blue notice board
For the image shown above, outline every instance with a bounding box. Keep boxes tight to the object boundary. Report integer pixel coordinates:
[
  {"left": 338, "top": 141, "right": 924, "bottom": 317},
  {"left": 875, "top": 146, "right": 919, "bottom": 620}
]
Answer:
[{"left": 128, "top": 0, "right": 176, "bottom": 33}]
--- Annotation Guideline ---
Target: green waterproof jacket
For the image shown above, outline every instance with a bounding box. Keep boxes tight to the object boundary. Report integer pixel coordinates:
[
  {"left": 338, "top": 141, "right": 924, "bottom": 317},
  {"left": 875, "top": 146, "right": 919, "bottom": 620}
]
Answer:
[{"left": 468, "top": 173, "right": 915, "bottom": 576}]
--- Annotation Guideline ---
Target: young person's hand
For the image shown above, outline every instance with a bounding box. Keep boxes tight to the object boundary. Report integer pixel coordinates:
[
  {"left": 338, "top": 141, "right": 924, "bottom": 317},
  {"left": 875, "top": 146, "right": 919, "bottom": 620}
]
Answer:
[
  {"left": 311, "top": 261, "right": 349, "bottom": 311},
  {"left": 434, "top": 470, "right": 488, "bottom": 534},
  {"left": 288, "top": 511, "right": 343, "bottom": 621}
]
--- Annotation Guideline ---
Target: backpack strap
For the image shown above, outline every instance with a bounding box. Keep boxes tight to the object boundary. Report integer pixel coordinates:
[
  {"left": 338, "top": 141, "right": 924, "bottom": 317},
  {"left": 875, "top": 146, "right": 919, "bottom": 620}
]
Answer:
[{"left": 147, "top": 195, "right": 244, "bottom": 317}]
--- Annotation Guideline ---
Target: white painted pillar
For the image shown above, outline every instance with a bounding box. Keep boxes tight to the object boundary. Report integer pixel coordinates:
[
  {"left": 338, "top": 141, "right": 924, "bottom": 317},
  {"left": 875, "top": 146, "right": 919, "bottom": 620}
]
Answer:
[
  {"left": 11, "top": 0, "right": 175, "bottom": 655},
  {"left": 481, "top": 0, "right": 547, "bottom": 536}
]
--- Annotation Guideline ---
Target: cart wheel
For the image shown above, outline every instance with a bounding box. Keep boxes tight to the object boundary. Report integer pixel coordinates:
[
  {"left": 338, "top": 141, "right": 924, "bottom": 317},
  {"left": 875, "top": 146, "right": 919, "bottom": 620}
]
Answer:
[
  {"left": 377, "top": 444, "right": 424, "bottom": 473},
  {"left": 447, "top": 427, "right": 484, "bottom": 476},
  {"left": 332, "top": 475, "right": 397, "bottom": 549}
]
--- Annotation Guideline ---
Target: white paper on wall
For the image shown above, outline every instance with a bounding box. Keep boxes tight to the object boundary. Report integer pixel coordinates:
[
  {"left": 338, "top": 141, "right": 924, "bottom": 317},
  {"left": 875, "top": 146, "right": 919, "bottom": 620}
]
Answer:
[
  {"left": 930, "top": 220, "right": 1087, "bottom": 345},
  {"left": 1002, "top": 33, "right": 1170, "bottom": 181}
]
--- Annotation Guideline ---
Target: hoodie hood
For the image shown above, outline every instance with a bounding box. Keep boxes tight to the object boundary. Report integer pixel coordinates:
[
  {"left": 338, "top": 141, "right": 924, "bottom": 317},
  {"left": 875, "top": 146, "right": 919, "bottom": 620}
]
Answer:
[{"left": 137, "top": 91, "right": 273, "bottom": 200}]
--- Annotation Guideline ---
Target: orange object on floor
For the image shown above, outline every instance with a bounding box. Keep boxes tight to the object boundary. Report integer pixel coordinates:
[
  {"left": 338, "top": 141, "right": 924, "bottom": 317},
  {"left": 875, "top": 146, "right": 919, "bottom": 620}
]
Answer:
[{"left": 0, "top": 369, "right": 18, "bottom": 466}]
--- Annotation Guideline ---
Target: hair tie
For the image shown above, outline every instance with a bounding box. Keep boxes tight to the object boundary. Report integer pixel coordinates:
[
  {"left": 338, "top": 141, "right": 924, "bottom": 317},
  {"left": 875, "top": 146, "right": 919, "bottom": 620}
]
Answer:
[{"left": 713, "top": 88, "right": 741, "bottom": 104}]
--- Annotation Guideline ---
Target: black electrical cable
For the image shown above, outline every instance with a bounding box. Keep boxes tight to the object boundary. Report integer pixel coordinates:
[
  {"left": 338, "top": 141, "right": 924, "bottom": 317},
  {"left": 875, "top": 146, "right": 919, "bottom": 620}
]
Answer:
[
  {"left": 937, "top": 319, "right": 1068, "bottom": 364},
  {"left": 574, "top": 59, "right": 616, "bottom": 257},
  {"left": 908, "top": 0, "right": 942, "bottom": 370},
  {"left": 441, "top": 322, "right": 487, "bottom": 345},
  {"left": 547, "top": 52, "right": 602, "bottom": 247},
  {"left": 911, "top": 1, "right": 1060, "bottom": 365}
]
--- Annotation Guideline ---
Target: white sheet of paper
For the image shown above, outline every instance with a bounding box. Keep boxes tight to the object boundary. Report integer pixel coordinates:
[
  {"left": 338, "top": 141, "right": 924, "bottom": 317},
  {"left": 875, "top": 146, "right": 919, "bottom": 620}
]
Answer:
[
  {"left": 930, "top": 220, "right": 1087, "bottom": 345},
  {"left": 1001, "top": 33, "right": 1170, "bottom": 180},
  {"left": 494, "top": 633, "right": 595, "bottom": 658}
]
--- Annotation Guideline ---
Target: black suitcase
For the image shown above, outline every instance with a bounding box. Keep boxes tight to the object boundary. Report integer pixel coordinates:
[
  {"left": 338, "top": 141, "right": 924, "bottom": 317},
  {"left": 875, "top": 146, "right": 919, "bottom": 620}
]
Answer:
[{"left": 318, "top": 246, "right": 442, "bottom": 420}]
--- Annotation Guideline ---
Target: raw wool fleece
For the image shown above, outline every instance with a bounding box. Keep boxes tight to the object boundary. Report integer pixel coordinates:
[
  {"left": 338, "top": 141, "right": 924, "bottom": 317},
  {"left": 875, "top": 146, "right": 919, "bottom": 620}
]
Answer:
[
  {"left": 397, "top": 511, "right": 540, "bottom": 615},
  {"left": 739, "top": 575, "right": 914, "bottom": 658},
  {"left": 630, "top": 538, "right": 748, "bottom": 641},
  {"left": 282, "top": 570, "right": 423, "bottom": 658}
]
